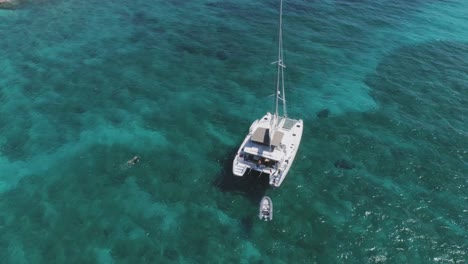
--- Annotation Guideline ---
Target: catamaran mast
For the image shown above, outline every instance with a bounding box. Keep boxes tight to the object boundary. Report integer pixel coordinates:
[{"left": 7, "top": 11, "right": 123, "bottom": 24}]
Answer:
[
  {"left": 271, "top": 0, "right": 287, "bottom": 138},
  {"left": 277, "top": 0, "right": 287, "bottom": 118}
]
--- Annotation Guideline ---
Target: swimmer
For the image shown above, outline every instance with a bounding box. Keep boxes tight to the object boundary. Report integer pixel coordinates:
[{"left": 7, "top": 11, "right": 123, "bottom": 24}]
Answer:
[{"left": 127, "top": 155, "right": 140, "bottom": 166}]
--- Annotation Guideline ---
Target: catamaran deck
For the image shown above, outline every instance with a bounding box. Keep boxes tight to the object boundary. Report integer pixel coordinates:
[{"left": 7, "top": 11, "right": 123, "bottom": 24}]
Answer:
[
  {"left": 233, "top": 113, "right": 303, "bottom": 181},
  {"left": 244, "top": 121, "right": 300, "bottom": 160}
]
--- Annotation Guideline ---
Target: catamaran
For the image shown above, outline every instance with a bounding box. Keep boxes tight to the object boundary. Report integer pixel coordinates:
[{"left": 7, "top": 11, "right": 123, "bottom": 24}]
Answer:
[{"left": 232, "top": 0, "right": 303, "bottom": 188}]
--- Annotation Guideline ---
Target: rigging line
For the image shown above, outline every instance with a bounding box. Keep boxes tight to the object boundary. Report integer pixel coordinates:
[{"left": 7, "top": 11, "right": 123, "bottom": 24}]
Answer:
[
  {"left": 254, "top": 27, "right": 279, "bottom": 110},
  {"left": 274, "top": 0, "right": 284, "bottom": 124},
  {"left": 277, "top": 0, "right": 287, "bottom": 118}
]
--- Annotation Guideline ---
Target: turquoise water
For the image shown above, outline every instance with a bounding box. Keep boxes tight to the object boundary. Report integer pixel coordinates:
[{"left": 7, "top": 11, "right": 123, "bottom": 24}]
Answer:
[{"left": 0, "top": 0, "right": 467, "bottom": 263}]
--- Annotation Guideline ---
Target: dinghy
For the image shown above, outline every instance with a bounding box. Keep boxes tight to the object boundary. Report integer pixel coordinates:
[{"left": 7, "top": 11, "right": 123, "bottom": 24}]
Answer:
[{"left": 259, "top": 196, "right": 273, "bottom": 221}]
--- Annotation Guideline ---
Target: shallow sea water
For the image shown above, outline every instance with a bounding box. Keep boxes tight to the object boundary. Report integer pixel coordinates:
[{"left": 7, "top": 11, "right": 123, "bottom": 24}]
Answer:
[{"left": 0, "top": 0, "right": 467, "bottom": 263}]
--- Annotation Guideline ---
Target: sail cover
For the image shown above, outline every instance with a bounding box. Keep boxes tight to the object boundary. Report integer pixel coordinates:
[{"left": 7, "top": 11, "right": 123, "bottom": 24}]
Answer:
[
  {"left": 251, "top": 127, "right": 283, "bottom": 147},
  {"left": 271, "top": 131, "right": 284, "bottom": 147},
  {"left": 251, "top": 127, "right": 270, "bottom": 145}
]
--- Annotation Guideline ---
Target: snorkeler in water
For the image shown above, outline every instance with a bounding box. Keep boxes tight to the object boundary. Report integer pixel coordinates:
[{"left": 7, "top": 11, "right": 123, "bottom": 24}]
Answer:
[{"left": 127, "top": 155, "right": 140, "bottom": 166}]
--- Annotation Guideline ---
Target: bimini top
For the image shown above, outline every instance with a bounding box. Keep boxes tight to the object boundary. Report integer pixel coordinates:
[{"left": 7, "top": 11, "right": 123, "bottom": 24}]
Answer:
[{"left": 251, "top": 127, "right": 284, "bottom": 148}]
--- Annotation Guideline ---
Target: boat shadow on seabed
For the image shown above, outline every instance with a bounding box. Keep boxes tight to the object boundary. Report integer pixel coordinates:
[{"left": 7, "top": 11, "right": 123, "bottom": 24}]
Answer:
[{"left": 213, "top": 149, "right": 270, "bottom": 204}]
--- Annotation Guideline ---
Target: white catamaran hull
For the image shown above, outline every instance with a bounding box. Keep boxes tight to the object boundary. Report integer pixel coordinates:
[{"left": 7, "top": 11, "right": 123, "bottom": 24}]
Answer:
[{"left": 232, "top": 113, "right": 303, "bottom": 187}]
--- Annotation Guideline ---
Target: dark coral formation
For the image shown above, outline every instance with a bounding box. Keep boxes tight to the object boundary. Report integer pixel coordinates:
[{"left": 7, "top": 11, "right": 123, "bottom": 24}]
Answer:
[
  {"left": 317, "top": 108, "right": 330, "bottom": 119},
  {"left": 334, "top": 159, "right": 355, "bottom": 170}
]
